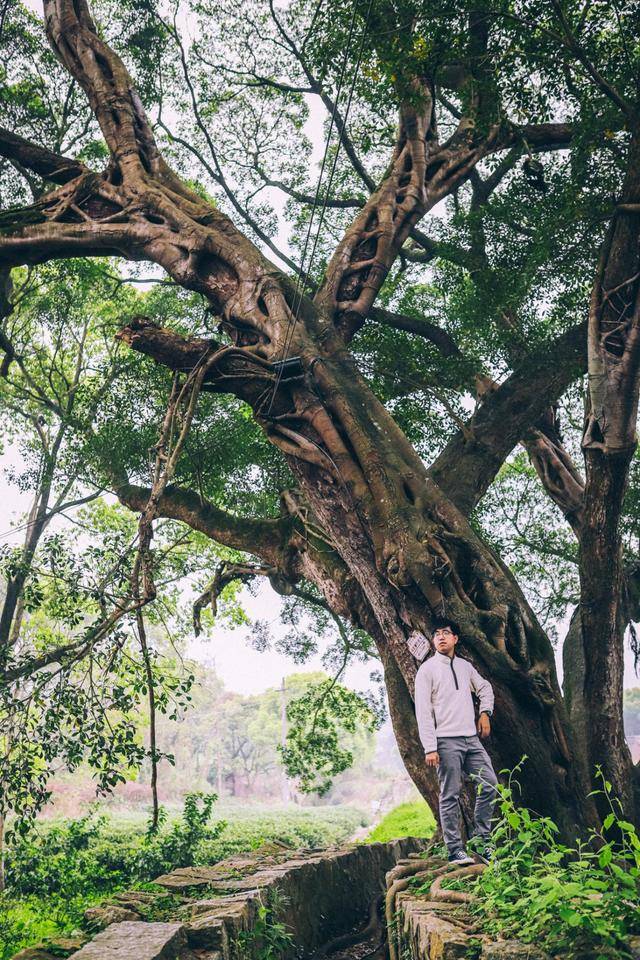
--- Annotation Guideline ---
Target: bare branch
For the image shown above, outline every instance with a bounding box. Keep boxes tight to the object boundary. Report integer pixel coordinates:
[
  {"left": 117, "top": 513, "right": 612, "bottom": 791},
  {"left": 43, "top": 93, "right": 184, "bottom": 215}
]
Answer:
[
  {"left": 266, "top": 0, "right": 377, "bottom": 192},
  {"left": 369, "top": 306, "right": 465, "bottom": 359},
  {"left": 549, "top": 0, "right": 634, "bottom": 117},
  {"left": 193, "top": 561, "right": 271, "bottom": 635}
]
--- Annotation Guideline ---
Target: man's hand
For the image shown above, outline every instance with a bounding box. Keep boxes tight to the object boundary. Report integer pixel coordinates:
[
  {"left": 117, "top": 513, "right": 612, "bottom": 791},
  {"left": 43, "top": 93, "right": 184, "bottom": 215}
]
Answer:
[
  {"left": 477, "top": 712, "right": 491, "bottom": 739},
  {"left": 425, "top": 751, "right": 440, "bottom": 767}
]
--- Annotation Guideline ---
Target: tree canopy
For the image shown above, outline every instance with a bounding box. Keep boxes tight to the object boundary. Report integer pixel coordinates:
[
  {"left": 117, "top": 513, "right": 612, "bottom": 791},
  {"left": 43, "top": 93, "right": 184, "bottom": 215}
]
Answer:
[{"left": 1, "top": 0, "right": 640, "bottom": 840}]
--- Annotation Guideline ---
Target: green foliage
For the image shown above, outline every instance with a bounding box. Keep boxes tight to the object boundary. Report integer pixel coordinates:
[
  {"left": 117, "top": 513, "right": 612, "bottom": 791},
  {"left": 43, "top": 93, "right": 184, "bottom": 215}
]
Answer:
[
  {"left": 0, "top": 898, "right": 60, "bottom": 960},
  {"left": 280, "top": 678, "right": 382, "bottom": 795},
  {"left": 231, "top": 889, "right": 294, "bottom": 960},
  {"left": 199, "top": 804, "right": 364, "bottom": 861},
  {"left": 465, "top": 764, "right": 640, "bottom": 959},
  {"left": 365, "top": 801, "right": 436, "bottom": 843},
  {"left": 5, "top": 793, "right": 223, "bottom": 900}
]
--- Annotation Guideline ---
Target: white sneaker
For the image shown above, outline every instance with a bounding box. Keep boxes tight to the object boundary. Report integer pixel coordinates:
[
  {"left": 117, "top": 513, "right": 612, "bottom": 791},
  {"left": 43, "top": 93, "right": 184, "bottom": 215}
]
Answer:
[{"left": 447, "top": 849, "right": 474, "bottom": 866}]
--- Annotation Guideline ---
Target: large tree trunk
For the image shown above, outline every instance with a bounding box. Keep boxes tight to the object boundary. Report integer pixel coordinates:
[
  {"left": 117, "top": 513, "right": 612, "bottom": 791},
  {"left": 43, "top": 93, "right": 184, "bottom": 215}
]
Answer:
[
  {"left": 579, "top": 451, "right": 635, "bottom": 817},
  {"left": 123, "top": 317, "right": 600, "bottom": 838},
  {"left": 580, "top": 131, "right": 640, "bottom": 819}
]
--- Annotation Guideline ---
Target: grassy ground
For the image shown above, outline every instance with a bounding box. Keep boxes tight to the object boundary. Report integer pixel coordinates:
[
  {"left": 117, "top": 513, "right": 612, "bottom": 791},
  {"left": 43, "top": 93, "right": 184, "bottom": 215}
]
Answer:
[{"left": 365, "top": 800, "right": 436, "bottom": 843}]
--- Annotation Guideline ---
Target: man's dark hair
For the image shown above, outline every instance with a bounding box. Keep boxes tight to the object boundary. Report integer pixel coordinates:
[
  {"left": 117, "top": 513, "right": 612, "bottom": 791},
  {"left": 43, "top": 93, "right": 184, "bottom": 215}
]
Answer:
[{"left": 431, "top": 616, "right": 460, "bottom": 637}]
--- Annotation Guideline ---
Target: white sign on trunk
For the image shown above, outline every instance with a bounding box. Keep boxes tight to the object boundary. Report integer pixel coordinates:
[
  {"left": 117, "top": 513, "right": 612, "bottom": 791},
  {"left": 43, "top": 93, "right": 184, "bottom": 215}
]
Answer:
[{"left": 406, "top": 630, "right": 430, "bottom": 661}]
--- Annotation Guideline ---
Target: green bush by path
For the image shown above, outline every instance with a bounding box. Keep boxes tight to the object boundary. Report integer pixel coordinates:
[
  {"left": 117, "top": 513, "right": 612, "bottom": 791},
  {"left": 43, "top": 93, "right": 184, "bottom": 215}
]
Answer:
[
  {"left": 411, "top": 763, "right": 640, "bottom": 960},
  {"left": 365, "top": 800, "right": 436, "bottom": 843}
]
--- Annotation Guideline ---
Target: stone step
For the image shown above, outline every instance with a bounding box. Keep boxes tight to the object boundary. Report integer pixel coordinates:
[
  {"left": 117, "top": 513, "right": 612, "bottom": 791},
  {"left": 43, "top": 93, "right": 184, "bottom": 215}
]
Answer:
[
  {"left": 69, "top": 922, "right": 191, "bottom": 960},
  {"left": 183, "top": 891, "right": 259, "bottom": 949}
]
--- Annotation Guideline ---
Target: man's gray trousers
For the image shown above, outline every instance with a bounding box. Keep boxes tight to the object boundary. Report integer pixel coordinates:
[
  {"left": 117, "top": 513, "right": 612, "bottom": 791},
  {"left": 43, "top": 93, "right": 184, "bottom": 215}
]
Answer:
[{"left": 436, "top": 734, "right": 498, "bottom": 855}]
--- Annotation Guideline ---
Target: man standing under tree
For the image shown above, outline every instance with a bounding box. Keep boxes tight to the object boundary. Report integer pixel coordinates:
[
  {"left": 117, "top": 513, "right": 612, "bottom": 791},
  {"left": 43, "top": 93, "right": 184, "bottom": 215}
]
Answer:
[{"left": 415, "top": 618, "right": 498, "bottom": 865}]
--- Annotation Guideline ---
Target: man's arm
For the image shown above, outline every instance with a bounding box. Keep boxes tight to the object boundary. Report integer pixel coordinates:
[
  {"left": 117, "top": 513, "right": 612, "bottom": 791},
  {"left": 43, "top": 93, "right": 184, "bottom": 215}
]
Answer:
[
  {"left": 414, "top": 665, "right": 437, "bottom": 756},
  {"left": 469, "top": 663, "right": 494, "bottom": 739},
  {"left": 469, "top": 663, "right": 494, "bottom": 716}
]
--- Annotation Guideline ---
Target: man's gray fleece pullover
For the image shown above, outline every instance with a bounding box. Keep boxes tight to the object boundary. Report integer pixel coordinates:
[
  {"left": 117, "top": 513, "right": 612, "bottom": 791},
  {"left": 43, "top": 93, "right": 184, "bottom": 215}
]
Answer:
[{"left": 414, "top": 651, "right": 494, "bottom": 754}]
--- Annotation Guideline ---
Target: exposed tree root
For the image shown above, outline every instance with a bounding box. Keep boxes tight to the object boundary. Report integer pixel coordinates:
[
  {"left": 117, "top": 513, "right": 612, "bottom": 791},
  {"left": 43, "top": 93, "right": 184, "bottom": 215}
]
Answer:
[
  {"left": 385, "top": 857, "right": 486, "bottom": 960},
  {"left": 309, "top": 893, "right": 384, "bottom": 960},
  {"left": 429, "top": 863, "right": 485, "bottom": 903}
]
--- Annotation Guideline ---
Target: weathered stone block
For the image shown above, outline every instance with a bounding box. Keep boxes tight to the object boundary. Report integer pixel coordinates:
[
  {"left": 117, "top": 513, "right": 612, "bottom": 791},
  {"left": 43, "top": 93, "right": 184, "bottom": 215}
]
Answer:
[
  {"left": 12, "top": 937, "right": 85, "bottom": 960},
  {"left": 480, "top": 942, "right": 551, "bottom": 959},
  {"left": 84, "top": 906, "right": 141, "bottom": 930},
  {"left": 112, "top": 891, "right": 161, "bottom": 906},
  {"left": 183, "top": 891, "right": 257, "bottom": 918},
  {"left": 153, "top": 866, "right": 231, "bottom": 891},
  {"left": 402, "top": 908, "right": 471, "bottom": 960},
  {"left": 69, "top": 921, "right": 188, "bottom": 960},
  {"left": 185, "top": 894, "right": 258, "bottom": 950}
]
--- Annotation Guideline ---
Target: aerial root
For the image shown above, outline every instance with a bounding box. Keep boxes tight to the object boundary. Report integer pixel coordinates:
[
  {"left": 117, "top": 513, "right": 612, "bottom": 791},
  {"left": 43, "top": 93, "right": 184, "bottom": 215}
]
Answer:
[
  {"left": 308, "top": 893, "right": 384, "bottom": 960},
  {"left": 385, "top": 858, "right": 486, "bottom": 960},
  {"left": 429, "top": 863, "right": 485, "bottom": 903},
  {"left": 385, "top": 868, "right": 434, "bottom": 960}
]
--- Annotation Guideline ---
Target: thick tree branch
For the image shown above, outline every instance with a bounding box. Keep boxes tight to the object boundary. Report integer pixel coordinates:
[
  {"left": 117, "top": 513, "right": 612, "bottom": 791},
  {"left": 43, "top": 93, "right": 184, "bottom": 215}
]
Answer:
[
  {"left": 43, "top": 0, "right": 160, "bottom": 178},
  {"left": 115, "top": 482, "right": 288, "bottom": 566},
  {"left": 0, "top": 128, "right": 86, "bottom": 185},
  {"left": 523, "top": 421, "right": 585, "bottom": 535},
  {"left": 315, "top": 90, "right": 436, "bottom": 336},
  {"left": 0, "top": 215, "right": 142, "bottom": 268},
  {"left": 583, "top": 133, "right": 640, "bottom": 456},
  {"left": 373, "top": 304, "right": 587, "bottom": 533},
  {"left": 429, "top": 322, "right": 587, "bottom": 515},
  {"left": 316, "top": 109, "right": 575, "bottom": 340},
  {"left": 368, "top": 306, "right": 465, "bottom": 359}
]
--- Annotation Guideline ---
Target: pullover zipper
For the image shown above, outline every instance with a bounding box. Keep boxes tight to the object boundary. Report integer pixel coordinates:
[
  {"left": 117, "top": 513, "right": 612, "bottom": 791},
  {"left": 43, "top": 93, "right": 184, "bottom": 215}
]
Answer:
[{"left": 449, "top": 657, "right": 459, "bottom": 690}]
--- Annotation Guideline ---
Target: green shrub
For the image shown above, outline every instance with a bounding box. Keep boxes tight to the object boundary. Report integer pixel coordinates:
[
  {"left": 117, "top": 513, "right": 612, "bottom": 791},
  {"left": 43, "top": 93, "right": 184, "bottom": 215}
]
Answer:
[
  {"left": 134, "top": 793, "right": 226, "bottom": 878},
  {"left": 231, "top": 889, "right": 294, "bottom": 960},
  {"left": 0, "top": 896, "right": 61, "bottom": 960},
  {"left": 5, "top": 793, "right": 224, "bottom": 898},
  {"left": 468, "top": 763, "right": 640, "bottom": 959}
]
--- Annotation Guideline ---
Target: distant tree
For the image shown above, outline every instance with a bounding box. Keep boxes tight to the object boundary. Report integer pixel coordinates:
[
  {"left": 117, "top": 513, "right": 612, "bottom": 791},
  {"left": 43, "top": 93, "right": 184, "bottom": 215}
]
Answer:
[{"left": 624, "top": 688, "right": 640, "bottom": 739}]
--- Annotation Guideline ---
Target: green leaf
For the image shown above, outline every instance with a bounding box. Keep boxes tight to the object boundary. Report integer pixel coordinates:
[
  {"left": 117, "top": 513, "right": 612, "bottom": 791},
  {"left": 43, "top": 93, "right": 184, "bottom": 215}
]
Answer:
[{"left": 598, "top": 846, "right": 613, "bottom": 868}]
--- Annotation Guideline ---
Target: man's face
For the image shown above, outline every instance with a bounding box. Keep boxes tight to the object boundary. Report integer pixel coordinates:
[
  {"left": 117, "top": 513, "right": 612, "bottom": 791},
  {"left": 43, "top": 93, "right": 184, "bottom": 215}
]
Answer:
[{"left": 432, "top": 626, "right": 458, "bottom": 656}]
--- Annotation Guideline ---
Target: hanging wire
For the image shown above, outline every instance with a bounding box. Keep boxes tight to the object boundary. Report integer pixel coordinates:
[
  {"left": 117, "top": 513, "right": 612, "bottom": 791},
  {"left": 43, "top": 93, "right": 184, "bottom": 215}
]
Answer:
[
  {"left": 266, "top": 0, "right": 373, "bottom": 414},
  {"left": 266, "top": 2, "right": 360, "bottom": 413}
]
